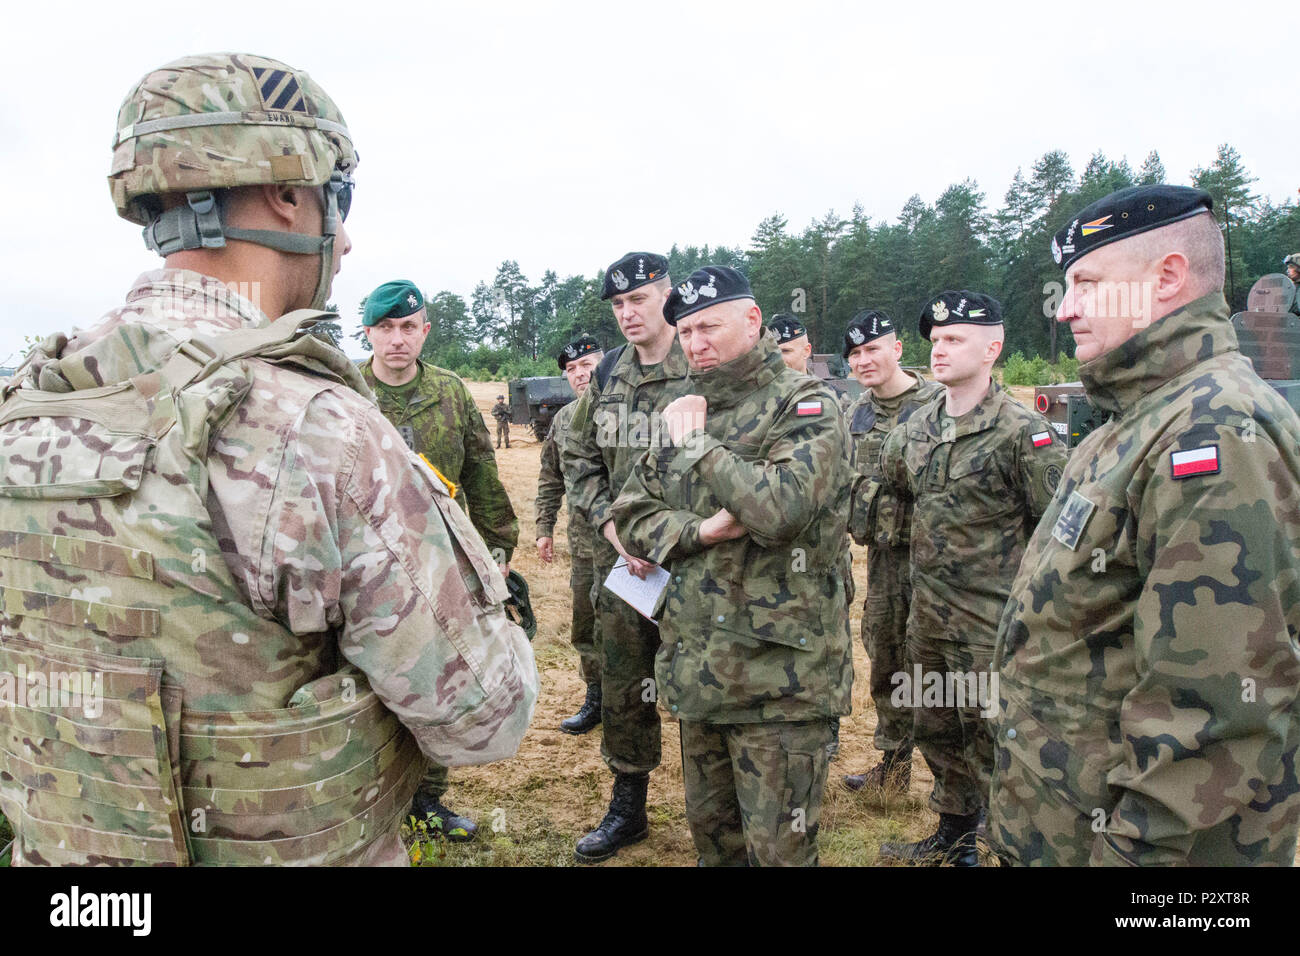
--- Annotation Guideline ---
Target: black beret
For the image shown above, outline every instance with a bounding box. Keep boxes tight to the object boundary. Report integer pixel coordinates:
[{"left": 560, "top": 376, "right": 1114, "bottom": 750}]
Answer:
[
  {"left": 557, "top": 334, "right": 603, "bottom": 370},
  {"left": 918, "top": 290, "right": 1002, "bottom": 341},
  {"left": 768, "top": 313, "right": 808, "bottom": 343},
  {"left": 663, "top": 266, "right": 754, "bottom": 326},
  {"left": 1052, "top": 185, "right": 1213, "bottom": 272},
  {"left": 842, "top": 309, "right": 895, "bottom": 357},
  {"left": 601, "top": 252, "right": 670, "bottom": 300}
]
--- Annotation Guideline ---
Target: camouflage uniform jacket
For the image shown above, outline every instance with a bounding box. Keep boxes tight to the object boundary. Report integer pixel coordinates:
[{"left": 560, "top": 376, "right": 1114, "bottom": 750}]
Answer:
[
  {"left": 612, "top": 336, "right": 855, "bottom": 724},
  {"left": 846, "top": 370, "right": 944, "bottom": 547},
  {"left": 491, "top": 400, "right": 511, "bottom": 423},
  {"left": 360, "top": 359, "right": 518, "bottom": 562},
  {"left": 990, "top": 292, "right": 1300, "bottom": 866},
  {"left": 5, "top": 269, "right": 537, "bottom": 767},
  {"left": 880, "top": 379, "right": 1065, "bottom": 647},
  {"left": 535, "top": 398, "right": 595, "bottom": 561},
  {"left": 562, "top": 336, "right": 691, "bottom": 546}
]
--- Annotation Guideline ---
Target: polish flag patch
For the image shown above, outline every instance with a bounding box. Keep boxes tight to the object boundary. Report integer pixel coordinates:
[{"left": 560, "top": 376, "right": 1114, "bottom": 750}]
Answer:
[
  {"left": 1031, "top": 430, "right": 1053, "bottom": 448},
  {"left": 1170, "top": 445, "right": 1220, "bottom": 479},
  {"left": 796, "top": 401, "right": 823, "bottom": 416}
]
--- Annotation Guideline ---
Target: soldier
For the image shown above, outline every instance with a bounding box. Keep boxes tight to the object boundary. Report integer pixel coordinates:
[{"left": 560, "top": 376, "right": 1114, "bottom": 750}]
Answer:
[
  {"left": 0, "top": 53, "right": 536, "bottom": 866},
  {"left": 612, "top": 266, "right": 854, "bottom": 866},
  {"left": 561, "top": 251, "right": 688, "bottom": 862},
  {"left": 769, "top": 313, "right": 812, "bottom": 374},
  {"left": 839, "top": 310, "right": 942, "bottom": 795},
  {"left": 536, "top": 334, "right": 605, "bottom": 733},
  {"left": 991, "top": 185, "right": 1300, "bottom": 866},
  {"left": 492, "top": 394, "right": 512, "bottom": 448},
  {"left": 360, "top": 279, "right": 522, "bottom": 842},
  {"left": 876, "top": 290, "right": 1065, "bottom": 866},
  {"left": 1285, "top": 253, "right": 1300, "bottom": 316}
]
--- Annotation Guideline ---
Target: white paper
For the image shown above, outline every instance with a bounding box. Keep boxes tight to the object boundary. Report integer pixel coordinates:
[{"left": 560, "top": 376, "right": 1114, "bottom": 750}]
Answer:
[{"left": 602, "top": 560, "right": 670, "bottom": 623}]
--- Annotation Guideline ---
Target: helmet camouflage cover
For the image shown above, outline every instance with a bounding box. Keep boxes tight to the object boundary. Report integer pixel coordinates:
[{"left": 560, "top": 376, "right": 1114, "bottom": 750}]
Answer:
[{"left": 109, "top": 53, "right": 356, "bottom": 225}]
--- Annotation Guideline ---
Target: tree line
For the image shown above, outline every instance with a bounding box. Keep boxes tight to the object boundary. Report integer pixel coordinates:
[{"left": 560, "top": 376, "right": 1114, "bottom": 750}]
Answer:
[{"left": 330, "top": 143, "right": 1298, "bottom": 378}]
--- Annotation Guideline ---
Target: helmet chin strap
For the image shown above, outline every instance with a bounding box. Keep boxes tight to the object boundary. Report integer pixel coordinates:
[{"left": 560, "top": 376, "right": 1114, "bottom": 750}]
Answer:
[{"left": 143, "top": 184, "right": 340, "bottom": 311}]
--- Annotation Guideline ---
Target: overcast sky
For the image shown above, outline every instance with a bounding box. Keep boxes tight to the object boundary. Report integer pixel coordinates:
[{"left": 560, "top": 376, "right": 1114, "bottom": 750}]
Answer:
[{"left": 1, "top": 0, "right": 1294, "bottom": 366}]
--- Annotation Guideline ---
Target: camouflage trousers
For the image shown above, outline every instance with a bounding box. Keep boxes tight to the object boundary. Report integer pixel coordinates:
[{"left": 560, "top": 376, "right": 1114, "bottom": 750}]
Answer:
[
  {"left": 863, "top": 544, "right": 914, "bottom": 754},
  {"left": 905, "top": 635, "right": 995, "bottom": 817},
  {"left": 680, "top": 719, "right": 832, "bottom": 866},
  {"left": 416, "top": 763, "right": 450, "bottom": 801},
  {"left": 570, "top": 555, "right": 601, "bottom": 685},
  {"left": 496, "top": 421, "right": 510, "bottom": 446},
  {"left": 592, "top": 555, "right": 661, "bottom": 775}
]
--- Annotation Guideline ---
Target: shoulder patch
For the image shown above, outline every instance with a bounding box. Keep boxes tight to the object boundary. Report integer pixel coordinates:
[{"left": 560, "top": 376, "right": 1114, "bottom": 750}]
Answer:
[
  {"left": 1031, "top": 430, "right": 1053, "bottom": 448},
  {"left": 795, "top": 400, "right": 823, "bottom": 417},
  {"left": 1052, "top": 490, "right": 1095, "bottom": 551},
  {"left": 1170, "top": 445, "right": 1220, "bottom": 479}
]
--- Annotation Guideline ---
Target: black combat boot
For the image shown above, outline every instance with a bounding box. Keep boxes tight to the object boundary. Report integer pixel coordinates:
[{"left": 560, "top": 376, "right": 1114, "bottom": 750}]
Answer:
[
  {"left": 878, "top": 810, "right": 980, "bottom": 866},
  {"left": 560, "top": 682, "right": 602, "bottom": 735},
  {"left": 574, "top": 772, "right": 649, "bottom": 864},
  {"left": 843, "top": 748, "right": 912, "bottom": 793},
  {"left": 410, "top": 792, "right": 478, "bottom": 843}
]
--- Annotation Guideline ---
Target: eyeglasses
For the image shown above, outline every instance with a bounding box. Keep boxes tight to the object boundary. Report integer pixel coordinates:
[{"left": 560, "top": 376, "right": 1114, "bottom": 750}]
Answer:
[{"left": 325, "top": 169, "right": 354, "bottom": 222}]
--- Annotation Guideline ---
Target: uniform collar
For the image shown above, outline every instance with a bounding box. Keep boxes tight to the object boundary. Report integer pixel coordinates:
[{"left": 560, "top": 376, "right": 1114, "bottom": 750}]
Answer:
[
  {"left": 871, "top": 368, "right": 931, "bottom": 411},
  {"left": 685, "top": 334, "right": 784, "bottom": 410},
  {"left": 1079, "top": 292, "right": 1237, "bottom": 416},
  {"left": 16, "top": 269, "right": 269, "bottom": 392},
  {"left": 124, "top": 268, "right": 269, "bottom": 329},
  {"left": 618, "top": 334, "right": 690, "bottom": 380},
  {"left": 914, "top": 378, "right": 1004, "bottom": 441}
]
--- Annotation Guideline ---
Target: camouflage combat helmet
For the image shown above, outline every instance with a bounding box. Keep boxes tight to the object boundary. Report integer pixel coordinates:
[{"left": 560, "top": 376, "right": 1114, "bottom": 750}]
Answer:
[
  {"left": 109, "top": 53, "right": 356, "bottom": 310},
  {"left": 1284, "top": 253, "right": 1300, "bottom": 272}
]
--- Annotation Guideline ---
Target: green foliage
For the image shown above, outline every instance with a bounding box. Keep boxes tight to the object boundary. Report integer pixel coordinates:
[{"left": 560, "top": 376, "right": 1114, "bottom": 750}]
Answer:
[
  {"left": 898, "top": 329, "right": 931, "bottom": 368},
  {"left": 402, "top": 813, "right": 449, "bottom": 866},
  {"left": 1001, "top": 351, "right": 1054, "bottom": 386},
  {"left": 372, "top": 142, "right": 1294, "bottom": 375},
  {"left": 1000, "top": 351, "right": 1082, "bottom": 387},
  {"left": 0, "top": 810, "right": 12, "bottom": 866}
]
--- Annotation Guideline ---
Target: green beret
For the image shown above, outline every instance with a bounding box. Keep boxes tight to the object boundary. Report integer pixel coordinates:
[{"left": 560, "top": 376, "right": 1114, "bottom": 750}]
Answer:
[{"left": 363, "top": 280, "right": 425, "bottom": 326}]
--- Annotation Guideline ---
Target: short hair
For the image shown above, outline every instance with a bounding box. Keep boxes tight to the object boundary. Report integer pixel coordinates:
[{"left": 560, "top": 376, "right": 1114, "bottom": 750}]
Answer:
[{"left": 1128, "top": 211, "right": 1225, "bottom": 297}]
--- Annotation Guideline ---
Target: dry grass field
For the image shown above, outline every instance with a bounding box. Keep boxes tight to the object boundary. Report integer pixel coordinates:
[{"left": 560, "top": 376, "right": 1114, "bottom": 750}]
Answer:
[{"left": 424, "top": 381, "right": 1013, "bottom": 867}]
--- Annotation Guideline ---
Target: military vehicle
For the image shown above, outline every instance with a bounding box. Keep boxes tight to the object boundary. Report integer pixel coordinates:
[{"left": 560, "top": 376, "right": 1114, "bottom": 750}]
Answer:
[
  {"left": 508, "top": 376, "right": 576, "bottom": 440},
  {"left": 1034, "top": 273, "right": 1300, "bottom": 450},
  {"left": 1033, "top": 383, "right": 1110, "bottom": 449},
  {"left": 1231, "top": 273, "right": 1300, "bottom": 414},
  {"left": 810, "top": 353, "right": 865, "bottom": 405}
]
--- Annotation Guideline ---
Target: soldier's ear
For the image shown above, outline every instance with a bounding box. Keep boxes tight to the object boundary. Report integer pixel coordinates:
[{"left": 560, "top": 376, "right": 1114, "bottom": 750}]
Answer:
[{"left": 1151, "top": 250, "right": 1192, "bottom": 308}]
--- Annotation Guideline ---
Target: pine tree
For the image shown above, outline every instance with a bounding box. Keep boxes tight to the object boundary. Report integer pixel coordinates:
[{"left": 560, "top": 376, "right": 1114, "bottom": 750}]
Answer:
[
  {"left": 1137, "top": 150, "right": 1166, "bottom": 185},
  {"left": 1192, "top": 143, "right": 1259, "bottom": 306}
]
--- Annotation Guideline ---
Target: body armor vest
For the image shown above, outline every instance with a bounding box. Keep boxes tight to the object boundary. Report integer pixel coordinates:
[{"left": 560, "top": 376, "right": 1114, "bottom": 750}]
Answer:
[{"left": 0, "top": 312, "right": 421, "bottom": 865}]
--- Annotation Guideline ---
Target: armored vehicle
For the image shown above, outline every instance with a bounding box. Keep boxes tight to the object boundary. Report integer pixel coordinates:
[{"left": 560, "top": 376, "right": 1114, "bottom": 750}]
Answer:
[{"left": 508, "top": 376, "right": 576, "bottom": 441}]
